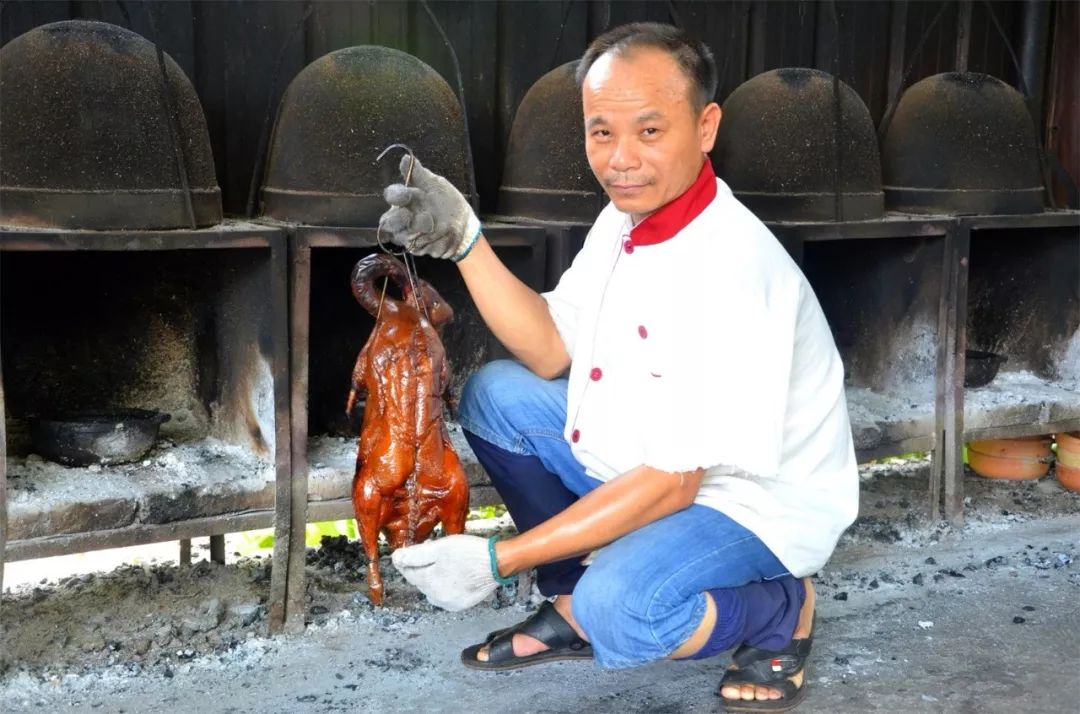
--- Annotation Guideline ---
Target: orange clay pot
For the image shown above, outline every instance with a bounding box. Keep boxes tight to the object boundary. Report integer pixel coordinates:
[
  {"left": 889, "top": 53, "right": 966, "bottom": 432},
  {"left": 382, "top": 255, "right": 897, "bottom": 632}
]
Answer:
[
  {"left": 1054, "top": 432, "right": 1080, "bottom": 492},
  {"left": 967, "top": 436, "right": 1053, "bottom": 480}
]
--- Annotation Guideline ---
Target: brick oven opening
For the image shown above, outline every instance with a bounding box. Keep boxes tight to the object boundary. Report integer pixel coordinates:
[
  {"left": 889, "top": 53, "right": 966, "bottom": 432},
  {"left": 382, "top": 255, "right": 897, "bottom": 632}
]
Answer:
[
  {"left": 2, "top": 248, "right": 278, "bottom": 548},
  {"left": 801, "top": 235, "right": 946, "bottom": 455},
  {"left": 964, "top": 226, "right": 1080, "bottom": 429}
]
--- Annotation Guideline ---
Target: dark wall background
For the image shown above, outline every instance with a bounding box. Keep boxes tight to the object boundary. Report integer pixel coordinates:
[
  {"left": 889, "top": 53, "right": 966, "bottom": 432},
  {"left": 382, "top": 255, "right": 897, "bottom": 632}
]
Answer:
[{"left": 2, "top": 0, "right": 1074, "bottom": 216}]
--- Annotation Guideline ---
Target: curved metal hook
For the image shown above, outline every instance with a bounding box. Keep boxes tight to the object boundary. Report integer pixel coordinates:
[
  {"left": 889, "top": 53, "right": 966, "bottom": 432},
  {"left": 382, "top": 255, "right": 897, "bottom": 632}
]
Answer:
[{"left": 374, "top": 143, "right": 417, "bottom": 257}]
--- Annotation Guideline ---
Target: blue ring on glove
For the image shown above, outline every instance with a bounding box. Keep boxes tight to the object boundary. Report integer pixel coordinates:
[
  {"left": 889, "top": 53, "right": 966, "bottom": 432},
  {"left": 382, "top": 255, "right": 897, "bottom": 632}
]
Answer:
[
  {"left": 452, "top": 224, "right": 482, "bottom": 263},
  {"left": 487, "top": 535, "right": 517, "bottom": 587}
]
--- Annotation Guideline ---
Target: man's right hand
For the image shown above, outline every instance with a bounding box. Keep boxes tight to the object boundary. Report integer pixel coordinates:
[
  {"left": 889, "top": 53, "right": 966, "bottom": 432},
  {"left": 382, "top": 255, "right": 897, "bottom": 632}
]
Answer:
[{"left": 379, "top": 155, "right": 482, "bottom": 262}]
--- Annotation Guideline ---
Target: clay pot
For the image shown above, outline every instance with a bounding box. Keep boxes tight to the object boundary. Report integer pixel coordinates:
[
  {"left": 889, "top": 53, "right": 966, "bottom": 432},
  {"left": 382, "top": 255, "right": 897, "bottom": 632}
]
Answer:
[
  {"left": 1054, "top": 432, "right": 1080, "bottom": 492},
  {"left": 967, "top": 436, "right": 1053, "bottom": 480}
]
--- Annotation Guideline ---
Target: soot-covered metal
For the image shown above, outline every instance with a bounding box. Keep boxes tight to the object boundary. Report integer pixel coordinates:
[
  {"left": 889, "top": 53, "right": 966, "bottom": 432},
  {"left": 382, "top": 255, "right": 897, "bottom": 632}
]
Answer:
[
  {"left": 882, "top": 72, "right": 1046, "bottom": 215},
  {"left": 0, "top": 21, "right": 221, "bottom": 229},
  {"left": 496, "top": 61, "right": 604, "bottom": 224},
  {"left": 713, "top": 68, "right": 884, "bottom": 223},
  {"left": 260, "top": 46, "right": 473, "bottom": 227}
]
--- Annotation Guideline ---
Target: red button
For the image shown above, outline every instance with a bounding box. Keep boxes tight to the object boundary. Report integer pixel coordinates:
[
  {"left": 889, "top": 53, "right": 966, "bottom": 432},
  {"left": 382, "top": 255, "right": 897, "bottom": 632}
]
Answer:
[
  {"left": 638, "top": 325, "right": 648, "bottom": 339},
  {"left": 571, "top": 429, "right": 581, "bottom": 443},
  {"left": 590, "top": 367, "right": 603, "bottom": 381},
  {"left": 623, "top": 239, "right": 634, "bottom": 254}
]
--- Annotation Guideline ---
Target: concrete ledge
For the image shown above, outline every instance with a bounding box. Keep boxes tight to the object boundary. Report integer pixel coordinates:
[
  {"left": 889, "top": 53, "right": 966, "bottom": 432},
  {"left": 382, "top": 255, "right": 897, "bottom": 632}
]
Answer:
[
  {"left": 964, "top": 371, "right": 1080, "bottom": 434},
  {"left": 6, "top": 439, "right": 274, "bottom": 543}
]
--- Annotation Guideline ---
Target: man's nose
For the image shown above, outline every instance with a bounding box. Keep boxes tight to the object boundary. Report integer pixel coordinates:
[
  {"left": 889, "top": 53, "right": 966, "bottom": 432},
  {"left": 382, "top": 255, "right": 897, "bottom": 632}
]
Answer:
[{"left": 609, "top": 136, "right": 640, "bottom": 172}]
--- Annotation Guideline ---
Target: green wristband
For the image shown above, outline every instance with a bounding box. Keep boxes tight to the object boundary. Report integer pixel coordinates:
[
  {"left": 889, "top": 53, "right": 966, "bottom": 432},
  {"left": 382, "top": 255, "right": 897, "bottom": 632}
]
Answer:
[
  {"left": 452, "top": 224, "right": 482, "bottom": 263},
  {"left": 487, "top": 535, "right": 516, "bottom": 587}
]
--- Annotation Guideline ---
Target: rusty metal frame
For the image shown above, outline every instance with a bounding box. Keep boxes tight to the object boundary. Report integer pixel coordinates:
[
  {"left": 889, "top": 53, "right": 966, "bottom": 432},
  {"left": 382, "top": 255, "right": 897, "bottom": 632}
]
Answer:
[
  {"left": 943, "top": 210, "right": 1080, "bottom": 524},
  {"left": 0, "top": 223, "right": 291, "bottom": 631},
  {"left": 769, "top": 215, "right": 954, "bottom": 521}
]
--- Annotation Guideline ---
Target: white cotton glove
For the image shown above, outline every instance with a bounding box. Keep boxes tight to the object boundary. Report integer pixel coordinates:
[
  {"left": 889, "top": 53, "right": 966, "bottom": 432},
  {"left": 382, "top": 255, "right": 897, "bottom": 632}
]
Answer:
[
  {"left": 390, "top": 534, "right": 507, "bottom": 611},
  {"left": 379, "top": 155, "right": 482, "bottom": 262}
]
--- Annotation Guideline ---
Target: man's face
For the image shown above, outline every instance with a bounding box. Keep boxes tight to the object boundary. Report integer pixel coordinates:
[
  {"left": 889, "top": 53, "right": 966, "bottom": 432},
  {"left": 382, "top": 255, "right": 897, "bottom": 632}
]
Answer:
[{"left": 582, "top": 47, "right": 721, "bottom": 222}]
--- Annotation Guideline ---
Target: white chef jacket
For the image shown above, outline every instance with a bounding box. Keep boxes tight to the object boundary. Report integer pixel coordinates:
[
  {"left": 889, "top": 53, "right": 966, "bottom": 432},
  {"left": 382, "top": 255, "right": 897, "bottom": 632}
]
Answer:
[{"left": 541, "top": 160, "right": 858, "bottom": 577}]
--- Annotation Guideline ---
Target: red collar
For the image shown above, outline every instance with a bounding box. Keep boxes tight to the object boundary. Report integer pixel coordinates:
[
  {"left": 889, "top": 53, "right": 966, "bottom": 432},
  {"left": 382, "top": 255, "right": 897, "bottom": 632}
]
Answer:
[{"left": 629, "top": 159, "right": 717, "bottom": 246}]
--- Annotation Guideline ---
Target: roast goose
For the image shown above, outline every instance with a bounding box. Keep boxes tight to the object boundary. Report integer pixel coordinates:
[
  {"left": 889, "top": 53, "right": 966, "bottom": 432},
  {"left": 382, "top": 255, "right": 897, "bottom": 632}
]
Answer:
[{"left": 346, "top": 254, "right": 469, "bottom": 605}]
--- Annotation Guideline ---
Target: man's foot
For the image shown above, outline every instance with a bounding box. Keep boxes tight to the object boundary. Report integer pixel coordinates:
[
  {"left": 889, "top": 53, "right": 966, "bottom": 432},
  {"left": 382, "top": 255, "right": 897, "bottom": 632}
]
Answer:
[
  {"left": 475, "top": 595, "right": 585, "bottom": 662},
  {"left": 719, "top": 577, "right": 814, "bottom": 708}
]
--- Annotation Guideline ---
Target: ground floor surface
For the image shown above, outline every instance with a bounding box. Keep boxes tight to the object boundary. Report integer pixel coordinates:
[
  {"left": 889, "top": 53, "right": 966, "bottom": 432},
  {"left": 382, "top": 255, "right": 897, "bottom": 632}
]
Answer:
[{"left": 3, "top": 461, "right": 1078, "bottom": 713}]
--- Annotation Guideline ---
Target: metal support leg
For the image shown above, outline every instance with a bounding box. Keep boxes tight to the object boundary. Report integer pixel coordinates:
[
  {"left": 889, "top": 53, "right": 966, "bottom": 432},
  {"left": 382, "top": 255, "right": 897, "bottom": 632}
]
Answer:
[
  {"left": 209, "top": 534, "right": 226, "bottom": 564},
  {"left": 943, "top": 223, "right": 971, "bottom": 526},
  {"left": 268, "top": 233, "right": 301, "bottom": 634},
  {"left": 930, "top": 230, "right": 955, "bottom": 521},
  {"left": 1, "top": 353, "right": 8, "bottom": 604}
]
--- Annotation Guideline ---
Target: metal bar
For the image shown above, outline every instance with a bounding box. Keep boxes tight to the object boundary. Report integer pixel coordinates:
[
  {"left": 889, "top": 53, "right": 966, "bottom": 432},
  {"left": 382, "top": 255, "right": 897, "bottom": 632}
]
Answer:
[
  {"left": 1018, "top": 0, "right": 1051, "bottom": 128},
  {"left": 747, "top": 0, "right": 767, "bottom": 77},
  {"left": 283, "top": 233, "right": 312, "bottom": 634},
  {"left": 930, "top": 225, "right": 956, "bottom": 521},
  {"left": 770, "top": 218, "right": 952, "bottom": 242},
  {"left": 268, "top": 231, "right": 296, "bottom": 634},
  {"left": 0, "top": 345, "right": 7, "bottom": 602},
  {"left": 296, "top": 224, "right": 549, "bottom": 249},
  {"left": 5, "top": 509, "right": 276, "bottom": 562},
  {"left": 179, "top": 538, "right": 192, "bottom": 565},
  {"left": 964, "top": 418, "right": 1080, "bottom": 443},
  {"left": 0, "top": 225, "right": 279, "bottom": 252},
  {"left": 209, "top": 534, "right": 226, "bottom": 564},
  {"left": 944, "top": 223, "right": 971, "bottom": 526},
  {"left": 306, "top": 499, "right": 358, "bottom": 524},
  {"left": 955, "top": 1, "right": 972, "bottom": 72},
  {"left": 959, "top": 210, "right": 1080, "bottom": 230},
  {"left": 886, "top": 1, "right": 909, "bottom": 114}
]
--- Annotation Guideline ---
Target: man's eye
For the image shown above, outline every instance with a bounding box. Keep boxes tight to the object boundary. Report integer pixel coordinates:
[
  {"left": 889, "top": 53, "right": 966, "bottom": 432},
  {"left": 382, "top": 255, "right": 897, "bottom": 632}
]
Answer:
[{"left": 643, "top": 127, "right": 659, "bottom": 136}]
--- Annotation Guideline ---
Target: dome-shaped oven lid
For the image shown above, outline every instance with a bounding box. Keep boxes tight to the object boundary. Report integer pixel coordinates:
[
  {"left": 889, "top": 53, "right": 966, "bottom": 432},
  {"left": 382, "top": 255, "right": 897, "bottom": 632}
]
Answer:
[
  {"left": 260, "top": 45, "right": 474, "bottom": 227},
  {"left": 713, "top": 68, "right": 884, "bottom": 223},
  {"left": 495, "top": 61, "right": 603, "bottom": 224},
  {"left": 882, "top": 72, "right": 1044, "bottom": 215},
  {"left": 0, "top": 20, "right": 221, "bottom": 230}
]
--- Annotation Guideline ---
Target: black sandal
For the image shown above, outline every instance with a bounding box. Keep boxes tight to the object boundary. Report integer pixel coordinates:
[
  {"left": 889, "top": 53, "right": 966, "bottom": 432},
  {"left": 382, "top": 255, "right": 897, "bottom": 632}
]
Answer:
[
  {"left": 461, "top": 601, "right": 593, "bottom": 671},
  {"left": 717, "top": 633, "right": 813, "bottom": 712}
]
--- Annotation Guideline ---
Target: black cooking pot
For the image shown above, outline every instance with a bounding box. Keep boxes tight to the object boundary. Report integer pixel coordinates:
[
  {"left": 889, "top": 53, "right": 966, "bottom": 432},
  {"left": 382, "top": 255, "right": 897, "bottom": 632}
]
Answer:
[
  {"left": 965, "top": 350, "right": 1007, "bottom": 388},
  {"left": 30, "top": 409, "right": 171, "bottom": 466}
]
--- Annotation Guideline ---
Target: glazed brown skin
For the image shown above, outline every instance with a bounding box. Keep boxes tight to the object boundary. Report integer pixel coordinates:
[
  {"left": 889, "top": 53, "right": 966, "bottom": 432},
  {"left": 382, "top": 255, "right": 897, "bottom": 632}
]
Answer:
[{"left": 347, "top": 254, "right": 469, "bottom": 605}]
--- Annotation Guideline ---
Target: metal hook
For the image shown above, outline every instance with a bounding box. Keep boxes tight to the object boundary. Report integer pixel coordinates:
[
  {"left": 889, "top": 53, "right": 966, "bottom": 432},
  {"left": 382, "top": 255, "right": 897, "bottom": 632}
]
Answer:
[
  {"left": 374, "top": 143, "right": 429, "bottom": 322},
  {"left": 374, "top": 143, "right": 417, "bottom": 258}
]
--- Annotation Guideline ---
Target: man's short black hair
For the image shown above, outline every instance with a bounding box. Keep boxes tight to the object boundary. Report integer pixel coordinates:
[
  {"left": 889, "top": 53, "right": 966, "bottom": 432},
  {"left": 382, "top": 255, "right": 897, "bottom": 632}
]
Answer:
[{"left": 575, "top": 22, "right": 718, "bottom": 113}]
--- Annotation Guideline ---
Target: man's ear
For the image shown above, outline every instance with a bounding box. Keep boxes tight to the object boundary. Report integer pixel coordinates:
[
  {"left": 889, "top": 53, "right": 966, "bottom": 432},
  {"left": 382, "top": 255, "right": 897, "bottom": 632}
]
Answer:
[{"left": 699, "top": 103, "right": 722, "bottom": 153}]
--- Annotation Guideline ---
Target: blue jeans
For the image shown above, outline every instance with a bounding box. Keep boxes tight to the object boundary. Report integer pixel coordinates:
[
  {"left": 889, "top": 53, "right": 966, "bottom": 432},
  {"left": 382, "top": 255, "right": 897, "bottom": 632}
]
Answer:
[{"left": 458, "top": 360, "right": 799, "bottom": 669}]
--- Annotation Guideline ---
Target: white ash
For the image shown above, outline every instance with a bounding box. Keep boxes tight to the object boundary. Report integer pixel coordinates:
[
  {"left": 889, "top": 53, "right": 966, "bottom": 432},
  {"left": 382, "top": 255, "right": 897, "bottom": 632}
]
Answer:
[
  {"left": 1052, "top": 324, "right": 1080, "bottom": 391},
  {"left": 845, "top": 384, "right": 936, "bottom": 451},
  {"left": 250, "top": 354, "right": 277, "bottom": 452},
  {"left": 963, "top": 369, "right": 1080, "bottom": 429},
  {"left": 874, "top": 319, "right": 939, "bottom": 396},
  {"left": 2, "top": 460, "right": 1077, "bottom": 708},
  {"left": 6, "top": 438, "right": 273, "bottom": 526}
]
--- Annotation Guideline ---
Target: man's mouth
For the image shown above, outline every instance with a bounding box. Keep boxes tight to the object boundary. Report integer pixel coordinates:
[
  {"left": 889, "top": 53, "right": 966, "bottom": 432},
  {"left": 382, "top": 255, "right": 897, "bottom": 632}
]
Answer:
[{"left": 607, "top": 180, "right": 651, "bottom": 193}]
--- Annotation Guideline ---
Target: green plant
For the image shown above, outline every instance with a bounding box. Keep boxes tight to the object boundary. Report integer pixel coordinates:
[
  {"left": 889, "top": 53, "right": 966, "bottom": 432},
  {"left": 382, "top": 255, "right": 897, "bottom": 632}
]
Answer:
[{"left": 234, "top": 519, "right": 359, "bottom": 553}]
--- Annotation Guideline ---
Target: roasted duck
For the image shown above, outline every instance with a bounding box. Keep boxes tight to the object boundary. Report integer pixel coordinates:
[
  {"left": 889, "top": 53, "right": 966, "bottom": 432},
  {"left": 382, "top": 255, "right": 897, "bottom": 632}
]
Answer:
[{"left": 346, "top": 254, "right": 469, "bottom": 605}]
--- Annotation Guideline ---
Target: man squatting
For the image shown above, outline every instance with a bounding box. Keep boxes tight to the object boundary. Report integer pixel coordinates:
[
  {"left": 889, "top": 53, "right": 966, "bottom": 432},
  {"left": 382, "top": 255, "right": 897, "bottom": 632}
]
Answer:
[{"left": 377, "top": 22, "right": 858, "bottom": 712}]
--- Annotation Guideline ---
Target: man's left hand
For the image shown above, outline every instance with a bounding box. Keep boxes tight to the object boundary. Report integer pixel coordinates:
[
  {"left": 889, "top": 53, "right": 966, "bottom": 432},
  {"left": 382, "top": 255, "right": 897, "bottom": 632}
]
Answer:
[{"left": 391, "top": 534, "right": 500, "bottom": 611}]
